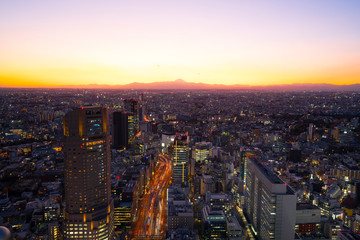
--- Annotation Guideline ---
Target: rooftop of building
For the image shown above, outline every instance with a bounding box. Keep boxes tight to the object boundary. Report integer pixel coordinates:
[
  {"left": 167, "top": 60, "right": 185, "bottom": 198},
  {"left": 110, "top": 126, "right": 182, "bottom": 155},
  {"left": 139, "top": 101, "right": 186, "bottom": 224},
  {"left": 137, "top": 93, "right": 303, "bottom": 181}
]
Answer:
[
  {"left": 296, "top": 202, "right": 320, "bottom": 210},
  {"left": 195, "top": 142, "right": 212, "bottom": 148},
  {"left": 227, "top": 216, "right": 242, "bottom": 231},
  {"left": 168, "top": 205, "right": 193, "bottom": 216},
  {"left": 208, "top": 193, "right": 228, "bottom": 200},
  {"left": 174, "top": 133, "right": 189, "bottom": 143},
  {"left": 250, "top": 157, "right": 284, "bottom": 184}
]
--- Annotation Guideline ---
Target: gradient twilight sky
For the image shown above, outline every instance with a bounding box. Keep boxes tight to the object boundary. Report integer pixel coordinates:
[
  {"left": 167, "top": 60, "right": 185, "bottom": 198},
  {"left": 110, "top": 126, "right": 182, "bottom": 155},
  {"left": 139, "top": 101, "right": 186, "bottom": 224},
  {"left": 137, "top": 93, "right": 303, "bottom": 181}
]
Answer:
[{"left": 0, "top": 0, "right": 360, "bottom": 87}]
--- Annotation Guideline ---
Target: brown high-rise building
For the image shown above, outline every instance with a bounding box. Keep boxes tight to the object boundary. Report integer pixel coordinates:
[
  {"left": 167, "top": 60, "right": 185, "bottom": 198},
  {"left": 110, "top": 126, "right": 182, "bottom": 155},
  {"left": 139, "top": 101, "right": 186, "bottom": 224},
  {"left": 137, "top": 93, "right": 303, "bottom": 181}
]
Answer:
[{"left": 63, "top": 107, "right": 114, "bottom": 240}]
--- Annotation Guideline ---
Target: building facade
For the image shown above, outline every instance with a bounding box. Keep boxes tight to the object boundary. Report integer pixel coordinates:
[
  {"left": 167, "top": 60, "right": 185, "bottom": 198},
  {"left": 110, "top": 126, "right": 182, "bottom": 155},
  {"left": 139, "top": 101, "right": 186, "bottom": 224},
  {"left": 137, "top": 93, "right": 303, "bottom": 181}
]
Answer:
[
  {"left": 172, "top": 134, "right": 189, "bottom": 185},
  {"left": 295, "top": 203, "right": 322, "bottom": 237},
  {"left": 123, "top": 99, "right": 139, "bottom": 140},
  {"left": 63, "top": 107, "right": 114, "bottom": 240},
  {"left": 193, "top": 142, "right": 212, "bottom": 163},
  {"left": 244, "top": 157, "right": 296, "bottom": 240}
]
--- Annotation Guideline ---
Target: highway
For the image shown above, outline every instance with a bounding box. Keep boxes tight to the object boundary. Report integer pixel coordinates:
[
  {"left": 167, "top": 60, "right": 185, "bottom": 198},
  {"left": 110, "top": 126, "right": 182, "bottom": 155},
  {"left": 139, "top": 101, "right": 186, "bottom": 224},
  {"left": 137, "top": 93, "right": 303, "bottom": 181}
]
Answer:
[{"left": 129, "top": 153, "right": 172, "bottom": 239}]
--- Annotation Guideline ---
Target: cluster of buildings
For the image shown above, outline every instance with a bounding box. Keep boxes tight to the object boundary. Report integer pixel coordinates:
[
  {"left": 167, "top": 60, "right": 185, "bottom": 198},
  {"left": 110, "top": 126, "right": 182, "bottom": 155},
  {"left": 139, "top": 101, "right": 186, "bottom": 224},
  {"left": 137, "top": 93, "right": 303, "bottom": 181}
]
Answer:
[{"left": 0, "top": 89, "right": 360, "bottom": 239}]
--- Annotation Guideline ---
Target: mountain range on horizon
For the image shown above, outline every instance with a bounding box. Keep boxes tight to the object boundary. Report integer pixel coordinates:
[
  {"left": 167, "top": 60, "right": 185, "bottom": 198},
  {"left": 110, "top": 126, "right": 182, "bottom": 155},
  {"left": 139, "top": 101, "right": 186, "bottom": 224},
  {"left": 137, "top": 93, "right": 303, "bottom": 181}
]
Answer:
[{"left": 2, "top": 79, "right": 360, "bottom": 91}]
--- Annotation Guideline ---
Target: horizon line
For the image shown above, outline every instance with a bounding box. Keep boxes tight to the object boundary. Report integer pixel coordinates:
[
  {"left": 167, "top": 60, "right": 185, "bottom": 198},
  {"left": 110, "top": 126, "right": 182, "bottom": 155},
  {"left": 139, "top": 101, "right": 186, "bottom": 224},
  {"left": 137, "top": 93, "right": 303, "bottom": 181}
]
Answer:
[{"left": 1, "top": 79, "right": 360, "bottom": 89}]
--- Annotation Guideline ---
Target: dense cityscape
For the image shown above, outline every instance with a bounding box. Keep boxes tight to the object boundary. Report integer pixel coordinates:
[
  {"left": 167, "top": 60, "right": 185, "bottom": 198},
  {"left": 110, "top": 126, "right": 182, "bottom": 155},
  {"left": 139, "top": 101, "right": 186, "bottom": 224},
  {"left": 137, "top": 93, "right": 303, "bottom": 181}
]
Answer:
[{"left": 0, "top": 89, "right": 360, "bottom": 239}]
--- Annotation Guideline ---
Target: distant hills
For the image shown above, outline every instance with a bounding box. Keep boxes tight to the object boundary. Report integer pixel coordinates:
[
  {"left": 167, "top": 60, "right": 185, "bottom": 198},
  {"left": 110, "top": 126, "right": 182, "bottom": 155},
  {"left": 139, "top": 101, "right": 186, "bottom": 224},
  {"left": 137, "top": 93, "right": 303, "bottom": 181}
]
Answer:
[
  {"left": 61, "top": 79, "right": 360, "bottom": 91},
  {"left": 2, "top": 79, "right": 360, "bottom": 91}
]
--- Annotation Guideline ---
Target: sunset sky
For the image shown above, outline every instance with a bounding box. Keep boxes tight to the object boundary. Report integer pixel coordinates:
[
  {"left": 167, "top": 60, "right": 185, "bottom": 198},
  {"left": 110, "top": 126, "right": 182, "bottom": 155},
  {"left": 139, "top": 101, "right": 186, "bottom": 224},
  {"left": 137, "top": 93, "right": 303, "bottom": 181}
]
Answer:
[{"left": 0, "top": 0, "right": 360, "bottom": 87}]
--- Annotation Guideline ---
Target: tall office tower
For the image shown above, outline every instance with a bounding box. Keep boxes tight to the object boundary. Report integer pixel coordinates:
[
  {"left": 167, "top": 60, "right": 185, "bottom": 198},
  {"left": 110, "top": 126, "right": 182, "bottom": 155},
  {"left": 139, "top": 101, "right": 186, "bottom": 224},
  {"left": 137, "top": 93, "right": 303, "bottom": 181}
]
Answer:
[
  {"left": 239, "top": 151, "right": 256, "bottom": 181},
  {"left": 244, "top": 157, "right": 296, "bottom": 240},
  {"left": 172, "top": 134, "right": 190, "bottom": 185},
  {"left": 123, "top": 99, "right": 139, "bottom": 136},
  {"left": 138, "top": 94, "right": 145, "bottom": 122},
  {"left": 138, "top": 106, "right": 144, "bottom": 122},
  {"left": 193, "top": 142, "right": 212, "bottom": 163},
  {"left": 308, "top": 123, "right": 314, "bottom": 142},
  {"left": 63, "top": 107, "right": 114, "bottom": 240},
  {"left": 239, "top": 151, "right": 247, "bottom": 180},
  {"left": 113, "top": 111, "right": 129, "bottom": 150}
]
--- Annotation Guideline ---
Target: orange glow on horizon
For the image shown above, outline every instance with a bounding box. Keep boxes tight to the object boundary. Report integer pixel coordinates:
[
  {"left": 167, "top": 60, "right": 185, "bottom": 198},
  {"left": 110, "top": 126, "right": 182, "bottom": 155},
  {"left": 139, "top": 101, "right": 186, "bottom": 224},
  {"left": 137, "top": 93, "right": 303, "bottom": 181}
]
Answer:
[
  {"left": 1, "top": 64, "right": 359, "bottom": 88},
  {"left": 1, "top": 1, "right": 359, "bottom": 88}
]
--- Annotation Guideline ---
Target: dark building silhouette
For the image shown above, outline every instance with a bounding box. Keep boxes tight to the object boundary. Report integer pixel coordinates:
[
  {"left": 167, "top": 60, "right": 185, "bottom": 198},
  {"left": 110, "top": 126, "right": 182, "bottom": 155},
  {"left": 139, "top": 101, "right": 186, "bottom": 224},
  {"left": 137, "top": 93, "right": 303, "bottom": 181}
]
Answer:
[
  {"left": 288, "top": 149, "right": 302, "bottom": 163},
  {"left": 113, "top": 111, "right": 129, "bottom": 150}
]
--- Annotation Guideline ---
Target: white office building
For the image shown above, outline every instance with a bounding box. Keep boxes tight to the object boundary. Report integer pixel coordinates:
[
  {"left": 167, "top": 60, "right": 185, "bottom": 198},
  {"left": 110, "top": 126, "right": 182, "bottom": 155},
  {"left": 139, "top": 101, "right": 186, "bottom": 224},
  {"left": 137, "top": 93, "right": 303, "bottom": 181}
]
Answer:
[{"left": 244, "top": 157, "right": 296, "bottom": 240}]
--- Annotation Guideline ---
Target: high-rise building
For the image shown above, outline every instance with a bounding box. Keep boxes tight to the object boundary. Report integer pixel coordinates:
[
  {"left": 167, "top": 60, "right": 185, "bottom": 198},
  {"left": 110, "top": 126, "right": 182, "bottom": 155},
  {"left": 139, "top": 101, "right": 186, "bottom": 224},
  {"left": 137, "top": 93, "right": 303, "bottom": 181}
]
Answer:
[
  {"left": 239, "top": 151, "right": 256, "bottom": 184},
  {"left": 123, "top": 99, "right": 139, "bottom": 138},
  {"left": 63, "top": 107, "right": 114, "bottom": 240},
  {"left": 239, "top": 151, "right": 247, "bottom": 181},
  {"left": 193, "top": 142, "right": 212, "bottom": 163},
  {"left": 308, "top": 123, "right": 314, "bottom": 142},
  {"left": 139, "top": 93, "right": 145, "bottom": 122},
  {"left": 113, "top": 111, "right": 129, "bottom": 150},
  {"left": 244, "top": 157, "right": 296, "bottom": 240},
  {"left": 172, "top": 134, "right": 189, "bottom": 185},
  {"left": 138, "top": 107, "right": 144, "bottom": 122}
]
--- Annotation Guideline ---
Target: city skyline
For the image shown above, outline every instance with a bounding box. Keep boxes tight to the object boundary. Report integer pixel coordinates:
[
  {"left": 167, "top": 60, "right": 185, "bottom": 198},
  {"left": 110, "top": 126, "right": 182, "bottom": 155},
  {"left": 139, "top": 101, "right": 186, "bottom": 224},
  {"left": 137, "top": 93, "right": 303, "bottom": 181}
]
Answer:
[
  {"left": 1, "top": 89, "right": 360, "bottom": 239},
  {"left": 1, "top": 0, "right": 360, "bottom": 88}
]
